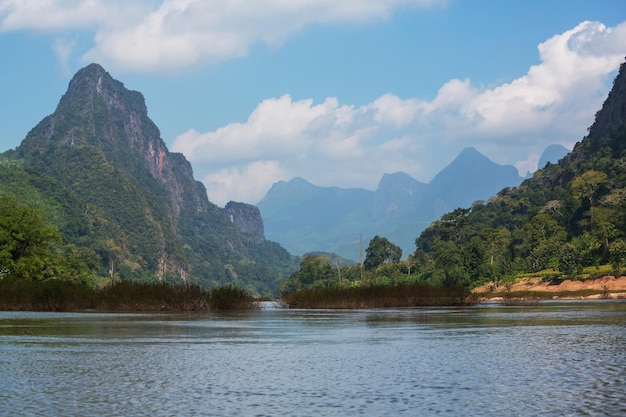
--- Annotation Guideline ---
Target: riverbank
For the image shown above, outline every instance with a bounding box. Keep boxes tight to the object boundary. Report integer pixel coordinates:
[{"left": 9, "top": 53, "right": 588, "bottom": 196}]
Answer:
[
  {"left": 281, "top": 283, "right": 474, "bottom": 309},
  {"left": 473, "top": 275, "right": 626, "bottom": 300}
]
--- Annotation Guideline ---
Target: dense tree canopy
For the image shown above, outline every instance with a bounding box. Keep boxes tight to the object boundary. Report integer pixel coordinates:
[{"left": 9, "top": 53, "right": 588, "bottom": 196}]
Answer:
[
  {"left": 0, "top": 197, "right": 60, "bottom": 279},
  {"left": 364, "top": 235, "right": 402, "bottom": 270}
]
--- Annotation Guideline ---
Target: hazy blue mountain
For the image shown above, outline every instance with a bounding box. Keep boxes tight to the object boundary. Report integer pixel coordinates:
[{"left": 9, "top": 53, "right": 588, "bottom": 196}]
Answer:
[
  {"left": 421, "top": 147, "right": 523, "bottom": 219},
  {"left": 371, "top": 172, "right": 427, "bottom": 219},
  {"left": 257, "top": 177, "right": 373, "bottom": 257},
  {"left": 257, "top": 147, "right": 551, "bottom": 260},
  {"left": 538, "top": 144, "right": 569, "bottom": 170}
]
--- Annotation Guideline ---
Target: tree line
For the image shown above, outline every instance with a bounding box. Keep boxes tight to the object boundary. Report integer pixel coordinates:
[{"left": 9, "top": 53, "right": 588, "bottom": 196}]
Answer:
[{"left": 281, "top": 128, "right": 626, "bottom": 296}]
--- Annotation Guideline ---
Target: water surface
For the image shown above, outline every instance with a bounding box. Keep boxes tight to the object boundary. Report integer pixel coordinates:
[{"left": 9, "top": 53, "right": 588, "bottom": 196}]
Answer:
[{"left": 1, "top": 301, "right": 625, "bottom": 416}]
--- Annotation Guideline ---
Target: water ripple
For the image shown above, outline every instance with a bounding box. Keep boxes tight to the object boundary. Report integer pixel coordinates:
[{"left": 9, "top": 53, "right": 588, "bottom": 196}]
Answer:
[{"left": 1, "top": 301, "right": 625, "bottom": 416}]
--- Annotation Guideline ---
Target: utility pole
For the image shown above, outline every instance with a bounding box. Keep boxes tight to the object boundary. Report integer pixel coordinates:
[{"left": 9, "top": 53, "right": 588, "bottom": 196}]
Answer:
[{"left": 358, "top": 234, "right": 364, "bottom": 281}]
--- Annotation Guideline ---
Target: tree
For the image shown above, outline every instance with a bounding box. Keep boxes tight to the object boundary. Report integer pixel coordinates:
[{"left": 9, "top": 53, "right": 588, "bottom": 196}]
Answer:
[
  {"left": 482, "top": 227, "right": 511, "bottom": 267},
  {"left": 558, "top": 243, "right": 578, "bottom": 279},
  {"left": 431, "top": 239, "right": 470, "bottom": 288},
  {"left": 571, "top": 170, "right": 608, "bottom": 227},
  {"left": 0, "top": 197, "right": 61, "bottom": 279},
  {"left": 364, "top": 235, "right": 402, "bottom": 270},
  {"left": 609, "top": 241, "right": 626, "bottom": 277},
  {"left": 279, "top": 255, "right": 335, "bottom": 295},
  {"left": 438, "top": 208, "right": 472, "bottom": 246}
]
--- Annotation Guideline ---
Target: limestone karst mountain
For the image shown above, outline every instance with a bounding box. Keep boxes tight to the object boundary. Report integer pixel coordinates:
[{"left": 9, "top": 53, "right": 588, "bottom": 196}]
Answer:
[{"left": 4, "top": 63, "right": 297, "bottom": 295}]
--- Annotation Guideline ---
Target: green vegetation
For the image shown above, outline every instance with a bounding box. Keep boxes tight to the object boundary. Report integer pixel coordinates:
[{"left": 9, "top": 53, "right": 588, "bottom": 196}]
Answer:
[
  {"left": 407, "top": 66, "right": 626, "bottom": 291},
  {"left": 364, "top": 235, "right": 402, "bottom": 270},
  {"left": 280, "top": 64, "right": 626, "bottom": 307},
  {"left": 1, "top": 64, "right": 298, "bottom": 297},
  {"left": 0, "top": 195, "right": 257, "bottom": 312},
  {"left": 0, "top": 196, "right": 96, "bottom": 284},
  {"left": 3, "top": 62, "right": 626, "bottom": 309},
  {"left": 279, "top": 245, "right": 474, "bottom": 308}
]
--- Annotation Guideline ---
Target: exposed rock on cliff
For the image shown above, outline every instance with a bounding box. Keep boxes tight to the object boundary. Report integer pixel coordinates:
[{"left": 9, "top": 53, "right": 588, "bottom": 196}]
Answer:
[
  {"left": 13, "top": 63, "right": 296, "bottom": 294},
  {"left": 226, "top": 201, "right": 265, "bottom": 244}
]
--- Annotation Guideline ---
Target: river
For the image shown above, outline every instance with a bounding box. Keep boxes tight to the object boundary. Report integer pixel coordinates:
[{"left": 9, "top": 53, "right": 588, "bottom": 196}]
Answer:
[{"left": 1, "top": 300, "right": 625, "bottom": 416}]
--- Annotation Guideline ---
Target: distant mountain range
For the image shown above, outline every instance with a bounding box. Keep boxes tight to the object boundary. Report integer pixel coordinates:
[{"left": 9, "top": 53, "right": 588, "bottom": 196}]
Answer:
[{"left": 258, "top": 145, "right": 568, "bottom": 260}]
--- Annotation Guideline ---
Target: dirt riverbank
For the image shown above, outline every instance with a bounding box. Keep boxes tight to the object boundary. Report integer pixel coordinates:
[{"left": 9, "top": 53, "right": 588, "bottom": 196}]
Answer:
[{"left": 473, "top": 275, "right": 626, "bottom": 299}]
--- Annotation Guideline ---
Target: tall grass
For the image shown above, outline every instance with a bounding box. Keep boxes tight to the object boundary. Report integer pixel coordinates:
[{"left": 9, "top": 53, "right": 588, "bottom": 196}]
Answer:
[
  {"left": 0, "top": 277, "right": 257, "bottom": 312},
  {"left": 282, "top": 283, "right": 476, "bottom": 309},
  {"left": 0, "top": 277, "right": 96, "bottom": 311}
]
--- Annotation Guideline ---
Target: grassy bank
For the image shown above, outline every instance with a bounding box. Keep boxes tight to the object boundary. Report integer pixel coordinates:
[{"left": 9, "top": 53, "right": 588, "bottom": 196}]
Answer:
[
  {"left": 0, "top": 277, "right": 257, "bottom": 312},
  {"left": 281, "top": 282, "right": 477, "bottom": 309}
]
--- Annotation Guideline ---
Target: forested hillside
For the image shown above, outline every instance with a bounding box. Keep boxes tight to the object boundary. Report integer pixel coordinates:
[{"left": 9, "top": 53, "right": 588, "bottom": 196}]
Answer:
[
  {"left": 413, "top": 61, "right": 626, "bottom": 288},
  {"left": 0, "top": 64, "right": 297, "bottom": 296}
]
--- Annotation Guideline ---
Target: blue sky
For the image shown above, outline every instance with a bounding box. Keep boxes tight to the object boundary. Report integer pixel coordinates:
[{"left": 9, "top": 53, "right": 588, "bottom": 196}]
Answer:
[{"left": 1, "top": 0, "right": 625, "bottom": 206}]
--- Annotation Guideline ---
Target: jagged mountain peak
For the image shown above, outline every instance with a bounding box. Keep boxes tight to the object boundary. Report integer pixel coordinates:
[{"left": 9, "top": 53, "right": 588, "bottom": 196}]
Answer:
[
  {"left": 65, "top": 63, "right": 127, "bottom": 96},
  {"left": 431, "top": 147, "right": 519, "bottom": 185},
  {"left": 58, "top": 63, "right": 148, "bottom": 118},
  {"left": 374, "top": 172, "right": 425, "bottom": 204},
  {"left": 458, "top": 146, "right": 482, "bottom": 157},
  {"left": 259, "top": 148, "right": 526, "bottom": 259},
  {"left": 376, "top": 172, "right": 423, "bottom": 189},
  {"left": 18, "top": 63, "right": 198, "bottom": 220},
  {"left": 450, "top": 146, "right": 492, "bottom": 167},
  {"left": 21, "top": 63, "right": 158, "bottom": 155},
  {"left": 6, "top": 64, "right": 295, "bottom": 295},
  {"left": 66, "top": 63, "right": 111, "bottom": 90}
]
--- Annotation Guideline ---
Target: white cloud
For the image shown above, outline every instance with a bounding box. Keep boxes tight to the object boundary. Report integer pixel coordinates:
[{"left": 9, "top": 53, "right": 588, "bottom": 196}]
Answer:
[
  {"left": 2, "top": 3, "right": 623, "bottom": 206},
  {"left": 172, "top": 95, "right": 345, "bottom": 166},
  {"left": 52, "top": 37, "right": 76, "bottom": 77},
  {"left": 0, "top": 0, "right": 444, "bottom": 73},
  {"left": 0, "top": 0, "right": 145, "bottom": 32},
  {"left": 468, "top": 21, "right": 624, "bottom": 138},
  {"left": 201, "top": 161, "right": 287, "bottom": 207},
  {"left": 171, "top": 20, "right": 626, "bottom": 206},
  {"left": 369, "top": 94, "right": 420, "bottom": 127}
]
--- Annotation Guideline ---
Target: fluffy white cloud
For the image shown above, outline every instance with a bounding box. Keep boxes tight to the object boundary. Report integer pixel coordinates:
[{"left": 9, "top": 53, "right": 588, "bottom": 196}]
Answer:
[
  {"left": 173, "top": 95, "right": 346, "bottom": 165},
  {"left": 172, "top": 20, "right": 626, "bottom": 205},
  {"left": 0, "top": 0, "right": 146, "bottom": 31},
  {"left": 201, "top": 161, "right": 287, "bottom": 207},
  {"left": 0, "top": 0, "right": 443, "bottom": 73},
  {"left": 468, "top": 22, "right": 624, "bottom": 137},
  {"left": 3, "top": 2, "right": 624, "bottom": 206}
]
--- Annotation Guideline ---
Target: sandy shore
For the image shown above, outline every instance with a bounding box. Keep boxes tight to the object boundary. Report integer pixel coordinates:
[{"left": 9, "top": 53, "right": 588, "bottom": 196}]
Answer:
[{"left": 473, "top": 275, "right": 626, "bottom": 299}]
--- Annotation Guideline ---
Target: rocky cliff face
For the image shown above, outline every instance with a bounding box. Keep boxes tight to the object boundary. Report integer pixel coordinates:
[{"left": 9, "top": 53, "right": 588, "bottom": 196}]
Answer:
[
  {"left": 588, "top": 61, "right": 626, "bottom": 145},
  {"left": 559, "top": 60, "right": 626, "bottom": 182},
  {"left": 14, "top": 64, "right": 293, "bottom": 294},
  {"left": 27, "top": 64, "right": 210, "bottom": 225},
  {"left": 225, "top": 201, "right": 265, "bottom": 243}
]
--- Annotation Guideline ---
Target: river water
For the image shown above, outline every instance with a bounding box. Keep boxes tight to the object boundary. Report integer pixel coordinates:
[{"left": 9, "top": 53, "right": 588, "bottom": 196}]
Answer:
[{"left": 1, "top": 300, "right": 625, "bottom": 416}]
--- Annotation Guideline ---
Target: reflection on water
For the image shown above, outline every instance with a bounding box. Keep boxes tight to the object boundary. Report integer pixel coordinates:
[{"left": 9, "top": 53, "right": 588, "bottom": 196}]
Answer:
[{"left": 1, "top": 301, "right": 625, "bottom": 416}]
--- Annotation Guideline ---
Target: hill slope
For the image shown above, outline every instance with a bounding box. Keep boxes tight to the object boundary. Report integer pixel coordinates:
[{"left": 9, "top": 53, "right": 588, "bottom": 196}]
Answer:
[
  {"left": 3, "top": 64, "right": 297, "bottom": 295},
  {"left": 414, "top": 61, "right": 626, "bottom": 288}
]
